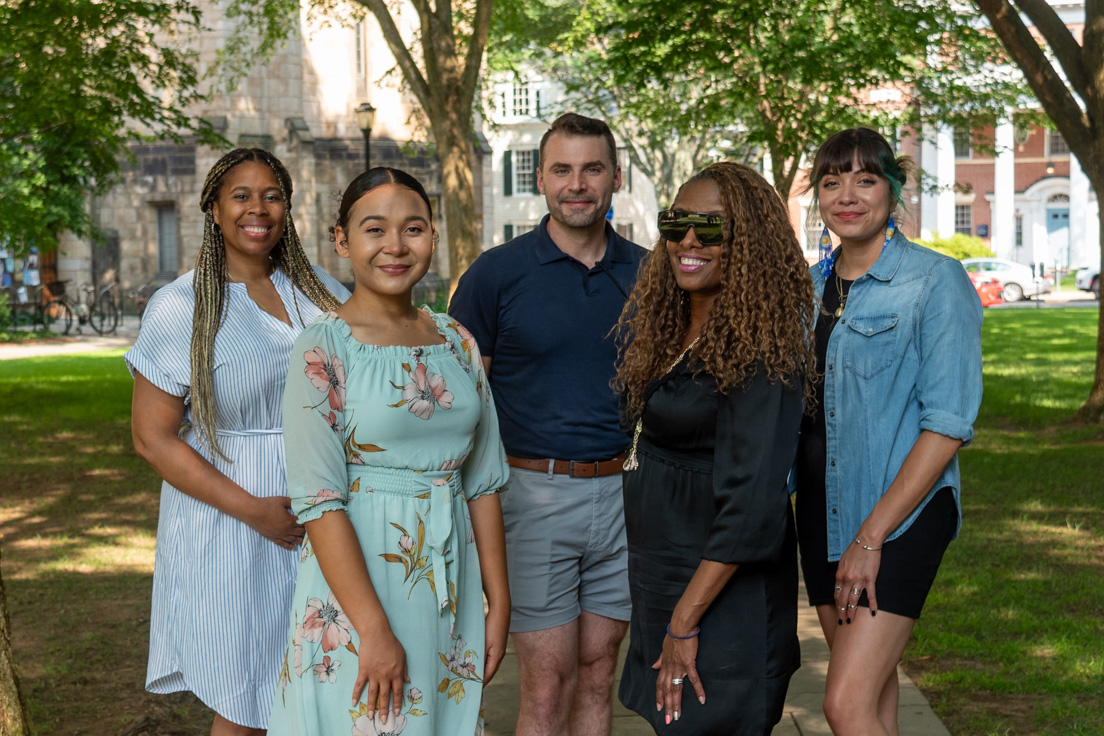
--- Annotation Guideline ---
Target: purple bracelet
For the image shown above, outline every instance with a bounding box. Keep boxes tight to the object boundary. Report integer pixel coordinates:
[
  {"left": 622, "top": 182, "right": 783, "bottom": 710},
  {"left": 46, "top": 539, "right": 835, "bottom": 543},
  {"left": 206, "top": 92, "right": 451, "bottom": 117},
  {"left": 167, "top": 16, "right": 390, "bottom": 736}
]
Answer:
[{"left": 666, "top": 623, "right": 700, "bottom": 640}]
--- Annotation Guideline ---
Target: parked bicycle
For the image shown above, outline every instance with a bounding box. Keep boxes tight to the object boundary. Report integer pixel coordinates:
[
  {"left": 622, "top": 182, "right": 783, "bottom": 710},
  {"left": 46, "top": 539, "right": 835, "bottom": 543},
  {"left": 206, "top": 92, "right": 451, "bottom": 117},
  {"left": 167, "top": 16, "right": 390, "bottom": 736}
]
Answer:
[{"left": 39, "top": 281, "right": 121, "bottom": 335}]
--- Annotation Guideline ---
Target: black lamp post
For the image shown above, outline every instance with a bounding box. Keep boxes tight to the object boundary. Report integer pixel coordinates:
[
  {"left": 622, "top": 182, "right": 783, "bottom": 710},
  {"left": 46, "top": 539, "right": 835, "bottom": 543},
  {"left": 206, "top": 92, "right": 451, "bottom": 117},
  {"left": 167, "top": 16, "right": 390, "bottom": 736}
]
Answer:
[{"left": 354, "top": 102, "right": 377, "bottom": 172}]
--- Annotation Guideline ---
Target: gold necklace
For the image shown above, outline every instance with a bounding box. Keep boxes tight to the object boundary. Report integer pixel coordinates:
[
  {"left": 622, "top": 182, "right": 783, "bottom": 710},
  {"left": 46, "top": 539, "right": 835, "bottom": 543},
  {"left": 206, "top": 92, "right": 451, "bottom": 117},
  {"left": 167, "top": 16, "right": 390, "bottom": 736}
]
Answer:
[
  {"left": 834, "top": 270, "right": 848, "bottom": 318},
  {"left": 819, "top": 270, "right": 850, "bottom": 319},
  {"left": 623, "top": 336, "right": 700, "bottom": 472}
]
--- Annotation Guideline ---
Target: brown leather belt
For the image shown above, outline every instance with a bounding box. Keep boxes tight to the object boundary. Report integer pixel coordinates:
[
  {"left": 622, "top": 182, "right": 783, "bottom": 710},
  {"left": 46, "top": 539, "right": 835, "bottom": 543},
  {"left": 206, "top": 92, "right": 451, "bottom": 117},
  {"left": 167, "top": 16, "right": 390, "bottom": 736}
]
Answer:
[{"left": 506, "top": 454, "right": 625, "bottom": 478}]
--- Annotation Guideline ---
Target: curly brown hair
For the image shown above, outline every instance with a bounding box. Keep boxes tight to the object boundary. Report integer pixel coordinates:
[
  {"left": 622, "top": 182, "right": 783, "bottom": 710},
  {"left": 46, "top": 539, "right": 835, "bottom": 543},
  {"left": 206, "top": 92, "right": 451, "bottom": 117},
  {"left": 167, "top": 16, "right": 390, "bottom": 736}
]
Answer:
[{"left": 615, "top": 162, "right": 817, "bottom": 421}]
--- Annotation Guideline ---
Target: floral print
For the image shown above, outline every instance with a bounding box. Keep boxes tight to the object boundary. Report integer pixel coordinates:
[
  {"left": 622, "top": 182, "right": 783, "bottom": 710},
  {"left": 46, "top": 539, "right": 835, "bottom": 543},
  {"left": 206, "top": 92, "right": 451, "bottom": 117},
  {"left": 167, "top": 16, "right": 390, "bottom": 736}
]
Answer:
[
  {"left": 353, "top": 712, "right": 408, "bottom": 736},
  {"left": 436, "top": 635, "right": 482, "bottom": 705},
  {"left": 272, "top": 311, "right": 506, "bottom": 736},
  {"left": 313, "top": 655, "right": 341, "bottom": 683},
  {"left": 304, "top": 347, "right": 346, "bottom": 411},
  {"left": 390, "top": 355, "right": 454, "bottom": 420},
  {"left": 303, "top": 593, "right": 355, "bottom": 654},
  {"left": 380, "top": 515, "right": 436, "bottom": 599}
]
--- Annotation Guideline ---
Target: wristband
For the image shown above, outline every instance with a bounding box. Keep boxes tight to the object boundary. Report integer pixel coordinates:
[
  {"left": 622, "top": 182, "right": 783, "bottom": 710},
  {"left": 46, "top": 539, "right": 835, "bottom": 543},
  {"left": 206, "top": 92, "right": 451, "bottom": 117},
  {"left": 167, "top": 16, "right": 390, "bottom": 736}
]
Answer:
[{"left": 666, "top": 623, "right": 701, "bottom": 639}]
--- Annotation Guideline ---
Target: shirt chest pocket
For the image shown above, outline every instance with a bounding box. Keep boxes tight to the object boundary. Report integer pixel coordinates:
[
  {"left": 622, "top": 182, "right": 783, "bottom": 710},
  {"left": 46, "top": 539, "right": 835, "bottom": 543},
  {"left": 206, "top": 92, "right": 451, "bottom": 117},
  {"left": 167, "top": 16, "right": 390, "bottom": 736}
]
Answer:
[{"left": 843, "top": 314, "right": 901, "bottom": 379}]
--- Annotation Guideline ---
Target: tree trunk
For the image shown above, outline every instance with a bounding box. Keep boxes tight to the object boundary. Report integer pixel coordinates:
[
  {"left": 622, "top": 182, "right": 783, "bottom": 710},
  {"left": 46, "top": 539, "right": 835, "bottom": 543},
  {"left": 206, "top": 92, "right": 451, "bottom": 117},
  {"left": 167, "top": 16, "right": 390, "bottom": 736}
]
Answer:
[
  {"left": 0, "top": 552, "right": 31, "bottom": 736},
  {"left": 434, "top": 114, "right": 481, "bottom": 296},
  {"left": 1075, "top": 192, "right": 1104, "bottom": 422}
]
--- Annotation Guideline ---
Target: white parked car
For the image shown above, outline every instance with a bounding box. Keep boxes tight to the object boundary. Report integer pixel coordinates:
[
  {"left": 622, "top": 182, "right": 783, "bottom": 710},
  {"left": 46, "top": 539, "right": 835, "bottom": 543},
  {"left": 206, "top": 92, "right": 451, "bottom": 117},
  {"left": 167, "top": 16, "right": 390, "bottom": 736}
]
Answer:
[
  {"left": 1075, "top": 265, "right": 1100, "bottom": 300},
  {"left": 961, "top": 258, "right": 1053, "bottom": 302}
]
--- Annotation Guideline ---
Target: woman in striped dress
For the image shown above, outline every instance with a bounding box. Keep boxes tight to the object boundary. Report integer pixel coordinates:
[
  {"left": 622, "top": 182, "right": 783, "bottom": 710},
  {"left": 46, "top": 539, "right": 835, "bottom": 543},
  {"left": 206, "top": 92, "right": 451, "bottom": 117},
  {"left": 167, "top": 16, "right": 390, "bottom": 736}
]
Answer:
[{"left": 127, "top": 148, "right": 349, "bottom": 735}]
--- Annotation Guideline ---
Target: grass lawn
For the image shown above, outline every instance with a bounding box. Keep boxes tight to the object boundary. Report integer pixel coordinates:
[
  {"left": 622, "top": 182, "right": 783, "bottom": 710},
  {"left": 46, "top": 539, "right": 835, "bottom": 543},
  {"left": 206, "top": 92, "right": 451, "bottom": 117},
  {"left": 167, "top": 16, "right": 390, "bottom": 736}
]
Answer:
[
  {"left": 1, "top": 308, "right": 1102, "bottom": 735},
  {"left": 0, "top": 351, "right": 211, "bottom": 734},
  {"left": 905, "top": 308, "right": 1104, "bottom": 735}
]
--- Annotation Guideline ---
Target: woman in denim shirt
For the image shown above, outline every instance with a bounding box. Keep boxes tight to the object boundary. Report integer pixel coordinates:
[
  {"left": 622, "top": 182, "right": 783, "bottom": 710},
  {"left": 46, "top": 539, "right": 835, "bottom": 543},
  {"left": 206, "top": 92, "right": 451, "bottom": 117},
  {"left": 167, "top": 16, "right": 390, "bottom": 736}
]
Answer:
[{"left": 793, "top": 128, "right": 983, "bottom": 736}]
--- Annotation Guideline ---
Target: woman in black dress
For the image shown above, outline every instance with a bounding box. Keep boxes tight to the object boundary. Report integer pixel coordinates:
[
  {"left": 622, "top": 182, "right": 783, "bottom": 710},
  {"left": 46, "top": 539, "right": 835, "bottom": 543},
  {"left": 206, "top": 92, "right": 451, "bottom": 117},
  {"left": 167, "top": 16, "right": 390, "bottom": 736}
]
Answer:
[{"left": 613, "top": 162, "right": 817, "bottom": 734}]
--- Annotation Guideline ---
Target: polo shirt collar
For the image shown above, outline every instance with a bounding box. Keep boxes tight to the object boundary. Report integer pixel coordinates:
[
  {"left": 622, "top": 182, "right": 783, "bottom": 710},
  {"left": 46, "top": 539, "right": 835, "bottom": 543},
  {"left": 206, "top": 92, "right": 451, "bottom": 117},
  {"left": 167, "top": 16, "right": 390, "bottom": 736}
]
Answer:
[{"left": 534, "top": 214, "right": 633, "bottom": 265}]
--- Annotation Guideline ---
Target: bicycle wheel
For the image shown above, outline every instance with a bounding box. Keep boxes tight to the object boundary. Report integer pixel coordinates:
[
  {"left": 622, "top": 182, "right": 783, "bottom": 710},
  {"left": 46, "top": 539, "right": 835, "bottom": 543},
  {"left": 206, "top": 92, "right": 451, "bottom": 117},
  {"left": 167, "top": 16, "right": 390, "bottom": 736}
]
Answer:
[
  {"left": 43, "top": 299, "right": 74, "bottom": 335},
  {"left": 90, "top": 294, "right": 119, "bottom": 335}
]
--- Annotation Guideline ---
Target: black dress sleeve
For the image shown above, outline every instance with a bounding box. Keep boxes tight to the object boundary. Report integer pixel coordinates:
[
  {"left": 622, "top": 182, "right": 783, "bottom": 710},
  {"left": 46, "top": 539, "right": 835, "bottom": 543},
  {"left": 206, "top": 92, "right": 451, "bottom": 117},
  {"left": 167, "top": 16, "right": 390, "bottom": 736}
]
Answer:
[{"left": 704, "top": 366, "right": 803, "bottom": 565}]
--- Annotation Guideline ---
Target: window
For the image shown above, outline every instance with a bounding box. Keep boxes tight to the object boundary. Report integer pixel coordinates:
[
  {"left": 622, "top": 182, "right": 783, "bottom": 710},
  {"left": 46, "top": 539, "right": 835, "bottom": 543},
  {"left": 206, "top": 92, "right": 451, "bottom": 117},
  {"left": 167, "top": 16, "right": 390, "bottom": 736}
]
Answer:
[
  {"left": 1015, "top": 214, "right": 1024, "bottom": 247},
  {"left": 955, "top": 205, "right": 973, "bottom": 235},
  {"left": 503, "top": 149, "right": 539, "bottom": 196},
  {"left": 515, "top": 150, "right": 535, "bottom": 194},
  {"left": 503, "top": 223, "right": 536, "bottom": 243},
  {"left": 1047, "top": 129, "right": 1071, "bottom": 156},
  {"left": 953, "top": 128, "right": 972, "bottom": 159},
  {"left": 804, "top": 217, "right": 826, "bottom": 254},
  {"left": 618, "top": 147, "right": 632, "bottom": 192},
  {"left": 512, "top": 82, "right": 529, "bottom": 117},
  {"left": 155, "top": 205, "right": 179, "bottom": 279},
  {"left": 355, "top": 23, "right": 364, "bottom": 77},
  {"left": 616, "top": 223, "right": 633, "bottom": 241}
]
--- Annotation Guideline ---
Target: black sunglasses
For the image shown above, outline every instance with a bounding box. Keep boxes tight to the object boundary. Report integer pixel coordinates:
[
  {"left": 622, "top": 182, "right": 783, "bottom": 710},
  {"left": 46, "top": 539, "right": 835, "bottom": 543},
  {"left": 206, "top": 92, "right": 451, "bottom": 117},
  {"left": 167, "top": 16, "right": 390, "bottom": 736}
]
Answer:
[{"left": 657, "top": 209, "right": 729, "bottom": 246}]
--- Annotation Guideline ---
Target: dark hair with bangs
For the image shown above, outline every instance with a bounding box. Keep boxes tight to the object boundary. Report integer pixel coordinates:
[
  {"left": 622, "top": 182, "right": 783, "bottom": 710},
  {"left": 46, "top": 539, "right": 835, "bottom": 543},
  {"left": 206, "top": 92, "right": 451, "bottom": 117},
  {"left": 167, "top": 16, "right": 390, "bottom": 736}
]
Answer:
[
  {"left": 805, "top": 128, "right": 915, "bottom": 212},
  {"left": 539, "top": 112, "right": 619, "bottom": 170}
]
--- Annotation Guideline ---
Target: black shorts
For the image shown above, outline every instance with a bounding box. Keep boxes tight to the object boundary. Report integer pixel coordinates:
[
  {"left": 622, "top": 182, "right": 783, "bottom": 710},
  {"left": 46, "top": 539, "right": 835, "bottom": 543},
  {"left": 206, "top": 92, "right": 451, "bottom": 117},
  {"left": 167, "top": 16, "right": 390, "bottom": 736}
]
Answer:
[{"left": 796, "top": 487, "right": 957, "bottom": 620}]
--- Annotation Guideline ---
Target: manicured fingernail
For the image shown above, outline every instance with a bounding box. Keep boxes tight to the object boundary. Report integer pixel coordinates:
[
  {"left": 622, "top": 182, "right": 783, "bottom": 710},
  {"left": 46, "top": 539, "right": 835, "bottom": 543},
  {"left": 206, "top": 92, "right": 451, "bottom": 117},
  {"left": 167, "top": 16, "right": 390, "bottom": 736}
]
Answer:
[
  {"left": 837, "top": 618, "right": 843, "bottom": 625},
  {"left": 674, "top": 711, "right": 680, "bottom": 721},
  {"left": 699, "top": 695, "right": 706, "bottom": 704},
  {"left": 657, "top": 702, "right": 663, "bottom": 711},
  {"left": 665, "top": 714, "right": 672, "bottom": 725},
  {"left": 872, "top": 610, "right": 877, "bottom": 616},
  {"left": 846, "top": 617, "right": 851, "bottom": 624}
]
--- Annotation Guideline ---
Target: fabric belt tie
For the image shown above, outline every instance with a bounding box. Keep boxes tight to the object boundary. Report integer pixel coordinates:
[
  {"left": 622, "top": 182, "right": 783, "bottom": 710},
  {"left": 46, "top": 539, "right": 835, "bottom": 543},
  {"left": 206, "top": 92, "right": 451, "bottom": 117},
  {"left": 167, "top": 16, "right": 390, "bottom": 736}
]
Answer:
[
  {"left": 506, "top": 454, "right": 625, "bottom": 478},
  {"left": 215, "top": 428, "right": 283, "bottom": 437},
  {"left": 347, "top": 466, "right": 461, "bottom": 621}
]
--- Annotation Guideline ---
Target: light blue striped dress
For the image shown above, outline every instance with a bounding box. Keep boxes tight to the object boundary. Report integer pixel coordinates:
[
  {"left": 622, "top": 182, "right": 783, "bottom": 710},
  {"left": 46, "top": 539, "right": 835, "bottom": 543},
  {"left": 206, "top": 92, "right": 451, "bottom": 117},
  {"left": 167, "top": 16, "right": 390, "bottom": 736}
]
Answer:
[{"left": 125, "top": 266, "right": 349, "bottom": 728}]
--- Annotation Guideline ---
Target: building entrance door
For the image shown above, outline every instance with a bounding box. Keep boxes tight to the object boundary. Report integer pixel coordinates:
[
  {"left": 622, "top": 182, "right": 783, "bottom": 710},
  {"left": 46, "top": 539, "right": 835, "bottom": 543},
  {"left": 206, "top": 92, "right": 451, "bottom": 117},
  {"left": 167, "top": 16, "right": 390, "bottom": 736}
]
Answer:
[{"left": 1047, "top": 208, "right": 1070, "bottom": 269}]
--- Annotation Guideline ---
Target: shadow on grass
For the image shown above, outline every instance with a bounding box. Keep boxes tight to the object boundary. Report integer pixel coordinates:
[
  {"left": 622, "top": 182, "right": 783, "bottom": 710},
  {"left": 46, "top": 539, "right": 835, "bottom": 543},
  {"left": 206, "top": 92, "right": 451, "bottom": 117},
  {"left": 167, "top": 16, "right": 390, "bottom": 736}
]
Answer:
[
  {"left": 11, "top": 571, "right": 212, "bottom": 735},
  {"left": 1, "top": 352, "right": 211, "bottom": 734}
]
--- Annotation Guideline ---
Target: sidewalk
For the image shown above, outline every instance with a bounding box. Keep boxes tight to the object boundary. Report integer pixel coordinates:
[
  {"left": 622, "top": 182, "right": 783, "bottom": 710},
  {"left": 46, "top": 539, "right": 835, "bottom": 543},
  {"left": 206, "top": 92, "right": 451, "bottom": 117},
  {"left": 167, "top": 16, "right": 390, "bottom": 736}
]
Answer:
[
  {"left": 0, "top": 315, "right": 139, "bottom": 360},
  {"left": 483, "top": 579, "right": 950, "bottom": 736},
  {"left": 991, "top": 287, "right": 1099, "bottom": 309}
]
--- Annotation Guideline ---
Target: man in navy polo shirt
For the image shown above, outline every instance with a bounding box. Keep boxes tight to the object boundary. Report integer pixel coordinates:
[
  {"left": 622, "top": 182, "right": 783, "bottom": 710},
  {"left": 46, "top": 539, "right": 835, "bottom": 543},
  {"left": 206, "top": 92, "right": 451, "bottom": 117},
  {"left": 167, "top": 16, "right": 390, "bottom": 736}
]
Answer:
[{"left": 450, "top": 112, "right": 645, "bottom": 736}]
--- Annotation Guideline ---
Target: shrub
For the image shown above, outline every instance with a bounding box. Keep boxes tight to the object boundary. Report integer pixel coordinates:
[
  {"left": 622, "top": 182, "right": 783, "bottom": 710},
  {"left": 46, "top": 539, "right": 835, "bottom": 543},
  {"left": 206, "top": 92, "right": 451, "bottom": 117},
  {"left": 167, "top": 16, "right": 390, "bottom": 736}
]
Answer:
[{"left": 915, "top": 233, "right": 995, "bottom": 260}]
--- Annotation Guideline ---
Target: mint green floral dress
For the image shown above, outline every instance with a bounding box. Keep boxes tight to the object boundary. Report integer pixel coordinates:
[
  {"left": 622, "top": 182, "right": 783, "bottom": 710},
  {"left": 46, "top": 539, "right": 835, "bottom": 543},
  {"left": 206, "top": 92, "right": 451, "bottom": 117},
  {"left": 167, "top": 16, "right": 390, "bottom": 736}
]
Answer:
[{"left": 269, "top": 311, "right": 507, "bottom": 736}]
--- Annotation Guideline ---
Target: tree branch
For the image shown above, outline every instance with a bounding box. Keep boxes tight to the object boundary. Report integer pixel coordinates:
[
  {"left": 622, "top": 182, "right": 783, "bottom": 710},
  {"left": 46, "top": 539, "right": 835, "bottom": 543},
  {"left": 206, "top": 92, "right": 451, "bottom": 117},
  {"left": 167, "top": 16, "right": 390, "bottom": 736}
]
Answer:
[
  {"left": 356, "top": 0, "right": 432, "bottom": 106},
  {"left": 460, "top": 0, "right": 494, "bottom": 101},
  {"left": 1013, "top": 0, "right": 1089, "bottom": 100},
  {"left": 974, "top": 0, "right": 1090, "bottom": 151}
]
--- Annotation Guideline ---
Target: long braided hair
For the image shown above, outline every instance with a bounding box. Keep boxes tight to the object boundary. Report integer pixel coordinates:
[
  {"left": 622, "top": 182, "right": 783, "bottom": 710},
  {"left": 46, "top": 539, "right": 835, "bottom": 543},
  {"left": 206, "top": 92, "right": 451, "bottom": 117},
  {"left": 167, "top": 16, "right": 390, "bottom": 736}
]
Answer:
[
  {"left": 615, "top": 162, "right": 817, "bottom": 422},
  {"left": 192, "top": 148, "right": 342, "bottom": 460}
]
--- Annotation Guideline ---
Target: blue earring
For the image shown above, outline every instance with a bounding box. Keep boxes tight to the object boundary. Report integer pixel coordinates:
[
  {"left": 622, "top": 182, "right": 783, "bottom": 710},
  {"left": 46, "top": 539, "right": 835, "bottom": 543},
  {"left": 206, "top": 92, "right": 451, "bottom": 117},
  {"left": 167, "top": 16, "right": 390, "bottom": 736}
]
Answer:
[{"left": 818, "top": 226, "right": 834, "bottom": 279}]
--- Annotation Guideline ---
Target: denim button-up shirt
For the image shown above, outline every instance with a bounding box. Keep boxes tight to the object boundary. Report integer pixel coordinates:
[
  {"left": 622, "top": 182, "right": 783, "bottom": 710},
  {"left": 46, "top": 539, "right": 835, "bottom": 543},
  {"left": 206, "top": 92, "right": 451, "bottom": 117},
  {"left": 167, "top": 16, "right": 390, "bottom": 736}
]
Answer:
[{"left": 812, "top": 232, "right": 983, "bottom": 561}]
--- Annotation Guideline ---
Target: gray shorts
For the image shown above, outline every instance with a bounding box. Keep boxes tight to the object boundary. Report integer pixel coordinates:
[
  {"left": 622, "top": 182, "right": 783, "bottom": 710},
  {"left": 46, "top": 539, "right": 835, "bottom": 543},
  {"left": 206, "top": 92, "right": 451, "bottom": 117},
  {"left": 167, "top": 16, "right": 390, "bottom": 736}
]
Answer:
[{"left": 500, "top": 467, "right": 631, "bottom": 633}]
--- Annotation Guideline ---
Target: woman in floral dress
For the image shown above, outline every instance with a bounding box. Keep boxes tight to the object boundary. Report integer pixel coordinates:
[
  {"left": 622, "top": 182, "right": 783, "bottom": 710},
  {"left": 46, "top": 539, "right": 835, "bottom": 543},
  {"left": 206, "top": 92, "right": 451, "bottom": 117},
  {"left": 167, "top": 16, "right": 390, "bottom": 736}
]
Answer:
[{"left": 269, "top": 168, "right": 509, "bottom": 736}]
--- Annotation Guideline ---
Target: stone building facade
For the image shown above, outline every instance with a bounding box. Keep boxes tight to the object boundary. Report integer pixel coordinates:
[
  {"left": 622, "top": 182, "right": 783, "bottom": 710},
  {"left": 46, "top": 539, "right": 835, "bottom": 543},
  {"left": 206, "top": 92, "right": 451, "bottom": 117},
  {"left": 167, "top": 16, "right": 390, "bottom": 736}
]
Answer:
[{"left": 53, "top": 2, "right": 480, "bottom": 298}]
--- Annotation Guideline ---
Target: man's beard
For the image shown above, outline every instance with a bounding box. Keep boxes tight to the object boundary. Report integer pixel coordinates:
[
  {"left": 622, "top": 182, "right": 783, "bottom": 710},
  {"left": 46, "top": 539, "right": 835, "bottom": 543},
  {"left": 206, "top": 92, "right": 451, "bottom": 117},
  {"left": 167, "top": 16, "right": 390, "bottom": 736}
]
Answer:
[{"left": 549, "top": 198, "right": 605, "bottom": 229}]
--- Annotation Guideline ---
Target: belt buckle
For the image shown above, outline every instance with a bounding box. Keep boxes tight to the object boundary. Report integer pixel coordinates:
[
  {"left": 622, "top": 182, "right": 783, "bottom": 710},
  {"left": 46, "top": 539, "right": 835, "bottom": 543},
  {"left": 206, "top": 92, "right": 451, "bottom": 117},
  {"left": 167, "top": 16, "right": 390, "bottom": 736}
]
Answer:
[{"left": 568, "top": 460, "right": 598, "bottom": 478}]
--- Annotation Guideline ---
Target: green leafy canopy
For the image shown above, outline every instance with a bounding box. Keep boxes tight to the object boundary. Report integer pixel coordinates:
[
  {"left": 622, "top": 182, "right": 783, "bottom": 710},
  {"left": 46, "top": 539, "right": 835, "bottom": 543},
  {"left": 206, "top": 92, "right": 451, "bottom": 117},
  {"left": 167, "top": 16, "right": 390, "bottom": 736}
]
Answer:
[{"left": 0, "top": 0, "right": 220, "bottom": 255}]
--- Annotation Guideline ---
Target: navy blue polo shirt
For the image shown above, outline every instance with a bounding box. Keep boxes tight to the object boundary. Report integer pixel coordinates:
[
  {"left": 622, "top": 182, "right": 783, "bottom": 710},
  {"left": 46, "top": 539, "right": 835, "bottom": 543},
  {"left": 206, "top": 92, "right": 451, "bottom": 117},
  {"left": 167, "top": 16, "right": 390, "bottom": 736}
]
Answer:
[{"left": 449, "top": 214, "right": 646, "bottom": 460}]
